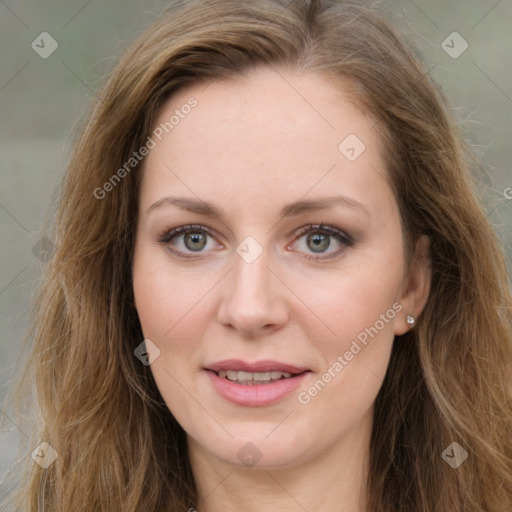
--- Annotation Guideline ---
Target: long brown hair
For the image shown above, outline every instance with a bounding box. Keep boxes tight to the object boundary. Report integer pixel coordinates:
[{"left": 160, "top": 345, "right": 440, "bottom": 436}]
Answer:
[{"left": 3, "top": 0, "right": 512, "bottom": 510}]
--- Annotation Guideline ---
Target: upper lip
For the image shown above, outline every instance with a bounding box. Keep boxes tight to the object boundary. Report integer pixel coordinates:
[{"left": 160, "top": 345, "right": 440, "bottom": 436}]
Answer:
[{"left": 205, "top": 359, "right": 310, "bottom": 375}]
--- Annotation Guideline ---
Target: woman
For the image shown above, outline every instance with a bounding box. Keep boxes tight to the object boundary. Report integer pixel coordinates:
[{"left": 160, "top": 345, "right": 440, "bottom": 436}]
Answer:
[{"left": 4, "top": 0, "right": 512, "bottom": 510}]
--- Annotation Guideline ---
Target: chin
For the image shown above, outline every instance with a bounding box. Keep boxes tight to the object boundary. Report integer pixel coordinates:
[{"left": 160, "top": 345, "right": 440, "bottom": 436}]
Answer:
[{"left": 193, "top": 426, "right": 319, "bottom": 471}]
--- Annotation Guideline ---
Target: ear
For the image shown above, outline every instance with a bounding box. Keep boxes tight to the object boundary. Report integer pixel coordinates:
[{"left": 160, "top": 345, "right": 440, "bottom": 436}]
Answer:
[{"left": 394, "top": 235, "right": 431, "bottom": 335}]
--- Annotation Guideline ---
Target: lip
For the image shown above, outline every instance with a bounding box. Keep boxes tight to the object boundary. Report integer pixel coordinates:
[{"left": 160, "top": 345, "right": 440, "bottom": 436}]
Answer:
[
  {"left": 204, "top": 359, "right": 311, "bottom": 407},
  {"left": 205, "top": 359, "right": 309, "bottom": 374}
]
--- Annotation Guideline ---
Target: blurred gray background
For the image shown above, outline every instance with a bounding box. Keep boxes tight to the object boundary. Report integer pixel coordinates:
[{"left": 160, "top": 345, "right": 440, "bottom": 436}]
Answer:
[{"left": 1, "top": 0, "right": 511, "bottom": 505}]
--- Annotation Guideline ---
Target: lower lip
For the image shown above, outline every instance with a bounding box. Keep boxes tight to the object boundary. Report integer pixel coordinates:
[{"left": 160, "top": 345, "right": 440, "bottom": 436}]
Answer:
[{"left": 206, "top": 371, "right": 309, "bottom": 406}]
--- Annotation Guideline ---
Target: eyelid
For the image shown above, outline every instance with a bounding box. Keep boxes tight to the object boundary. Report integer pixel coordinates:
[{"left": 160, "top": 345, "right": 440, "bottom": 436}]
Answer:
[
  {"left": 292, "top": 224, "right": 353, "bottom": 244},
  {"left": 157, "top": 224, "right": 217, "bottom": 244}
]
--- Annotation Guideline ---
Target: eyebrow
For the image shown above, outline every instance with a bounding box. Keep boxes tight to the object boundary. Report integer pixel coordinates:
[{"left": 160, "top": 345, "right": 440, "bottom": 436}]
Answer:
[{"left": 145, "top": 195, "right": 369, "bottom": 219}]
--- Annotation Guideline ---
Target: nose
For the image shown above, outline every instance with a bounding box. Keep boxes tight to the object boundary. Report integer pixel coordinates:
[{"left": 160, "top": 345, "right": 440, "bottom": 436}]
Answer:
[{"left": 216, "top": 249, "right": 289, "bottom": 337}]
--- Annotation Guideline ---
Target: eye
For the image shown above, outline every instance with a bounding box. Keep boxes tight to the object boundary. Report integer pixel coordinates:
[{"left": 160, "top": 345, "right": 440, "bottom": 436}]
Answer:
[
  {"left": 290, "top": 224, "right": 353, "bottom": 261},
  {"left": 157, "top": 224, "right": 219, "bottom": 259}
]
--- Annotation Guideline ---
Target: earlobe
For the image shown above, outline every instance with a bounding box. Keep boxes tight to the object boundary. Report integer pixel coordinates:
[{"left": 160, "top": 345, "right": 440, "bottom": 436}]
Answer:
[{"left": 394, "top": 235, "right": 431, "bottom": 335}]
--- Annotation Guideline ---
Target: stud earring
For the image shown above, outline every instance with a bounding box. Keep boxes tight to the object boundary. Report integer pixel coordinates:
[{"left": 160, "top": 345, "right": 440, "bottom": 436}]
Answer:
[{"left": 406, "top": 315, "right": 416, "bottom": 327}]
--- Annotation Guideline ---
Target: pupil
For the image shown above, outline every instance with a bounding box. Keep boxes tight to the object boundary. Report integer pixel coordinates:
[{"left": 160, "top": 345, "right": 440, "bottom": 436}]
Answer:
[
  {"left": 307, "top": 233, "right": 330, "bottom": 253},
  {"left": 185, "top": 233, "right": 206, "bottom": 251}
]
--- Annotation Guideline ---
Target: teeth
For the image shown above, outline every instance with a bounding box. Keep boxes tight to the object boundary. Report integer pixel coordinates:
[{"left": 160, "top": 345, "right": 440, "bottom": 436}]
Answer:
[{"left": 217, "top": 370, "right": 293, "bottom": 384}]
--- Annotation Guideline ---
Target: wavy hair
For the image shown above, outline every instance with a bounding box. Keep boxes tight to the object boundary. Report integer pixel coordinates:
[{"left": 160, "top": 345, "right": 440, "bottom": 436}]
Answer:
[{"left": 3, "top": 0, "right": 512, "bottom": 510}]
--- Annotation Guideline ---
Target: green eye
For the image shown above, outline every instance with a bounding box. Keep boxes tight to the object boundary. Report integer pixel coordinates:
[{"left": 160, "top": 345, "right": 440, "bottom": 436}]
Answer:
[
  {"left": 158, "top": 224, "right": 215, "bottom": 259},
  {"left": 292, "top": 224, "right": 353, "bottom": 261},
  {"left": 183, "top": 232, "right": 207, "bottom": 251},
  {"left": 306, "top": 233, "right": 331, "bottom": 253}
]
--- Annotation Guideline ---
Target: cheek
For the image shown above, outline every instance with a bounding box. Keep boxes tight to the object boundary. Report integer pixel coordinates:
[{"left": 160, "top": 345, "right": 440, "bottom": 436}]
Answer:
[
  {"left": 132, "top": 250, "right": 209, "bottom": 416},
  {"left": 286, "top": 257, "right": 403, "bottom": 353},
  {"left": 294, "top": 272, "right": 399, "bottom": 435},
  {"left": 133, "top": 247, "right": 214, "bottom": 342},
  {"left": 287, "top": 256, "right": 402, "bottom": 422}
]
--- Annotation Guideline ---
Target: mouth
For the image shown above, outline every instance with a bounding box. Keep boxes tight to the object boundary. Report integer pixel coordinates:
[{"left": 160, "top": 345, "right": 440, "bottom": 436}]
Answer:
[
  {"left": 204, "top": 360, "right": 311, "bottom": 406},
  {"left": 214, "top": 369, "right": 298, "bottom": 385},
  {"left": 205, "top": 359, "right": 310, "bottom": 382}
]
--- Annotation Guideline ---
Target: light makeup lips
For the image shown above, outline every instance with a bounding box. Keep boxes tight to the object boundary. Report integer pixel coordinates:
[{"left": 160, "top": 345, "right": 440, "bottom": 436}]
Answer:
[{"left": 204, "top": 359, "right": 311, "bottom": 406}]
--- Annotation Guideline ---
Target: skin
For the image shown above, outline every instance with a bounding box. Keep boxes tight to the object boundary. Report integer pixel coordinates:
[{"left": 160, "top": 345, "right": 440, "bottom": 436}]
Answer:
[{"left": 132, "top": 66, "right": 431, "bottom": 512}]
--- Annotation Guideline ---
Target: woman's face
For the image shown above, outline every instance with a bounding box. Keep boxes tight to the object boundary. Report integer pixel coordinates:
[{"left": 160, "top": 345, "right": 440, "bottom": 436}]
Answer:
[{"left": 133, "top": 67, "right": 428, "bottom": 469}]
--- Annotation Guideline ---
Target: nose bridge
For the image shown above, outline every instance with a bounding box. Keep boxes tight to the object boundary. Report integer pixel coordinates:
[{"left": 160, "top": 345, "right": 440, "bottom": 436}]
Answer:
[
  {"left": 233, "top": 248, "right": 271, "bottom": 299},
  {"left": 217, "top": 240, "right": 288, "bottom": 334},
  {"left": 231, "top": 233, "right": 273, "bottom": 299}
]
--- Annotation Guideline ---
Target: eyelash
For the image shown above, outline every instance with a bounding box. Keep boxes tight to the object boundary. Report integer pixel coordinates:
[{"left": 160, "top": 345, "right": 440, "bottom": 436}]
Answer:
[{"left": 157, "top": 223, "right": 354, "bottom": 262}]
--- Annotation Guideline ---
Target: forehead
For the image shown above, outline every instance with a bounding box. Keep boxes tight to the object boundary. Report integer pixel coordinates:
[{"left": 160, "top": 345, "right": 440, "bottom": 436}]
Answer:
[{"left": 139, "top": 66, "right": 396, "bottom": 223}]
